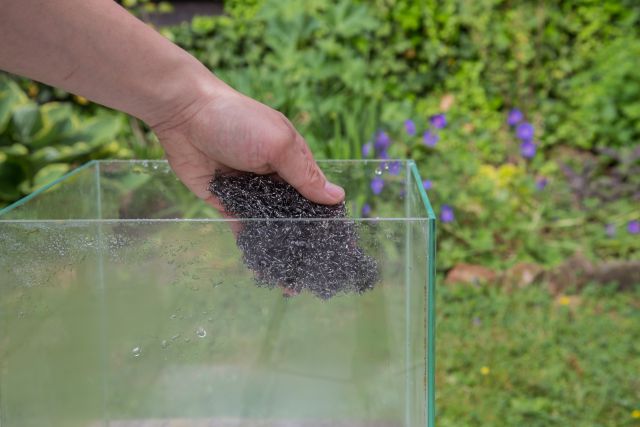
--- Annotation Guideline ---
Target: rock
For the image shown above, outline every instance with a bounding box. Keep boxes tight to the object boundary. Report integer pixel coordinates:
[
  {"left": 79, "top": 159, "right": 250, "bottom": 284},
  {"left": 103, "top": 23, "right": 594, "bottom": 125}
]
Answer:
[
  {"left": 546, "top": 252, "right": 640, "bottom": 294},
  {"left": 445, "top": 263, "right": 498, "bottom": 285},
  {"left": 546, "top": 252, "right": 594, "bottom": 295},
  {"left": 501, "top": 262, "right": 544, "bottom": 290}
]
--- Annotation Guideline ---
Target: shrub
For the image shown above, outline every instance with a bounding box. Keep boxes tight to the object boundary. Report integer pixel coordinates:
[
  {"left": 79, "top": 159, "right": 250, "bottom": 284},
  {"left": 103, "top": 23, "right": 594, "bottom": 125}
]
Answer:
[{"left": 0, "top": 76, "right": 133, "bottom": 206}]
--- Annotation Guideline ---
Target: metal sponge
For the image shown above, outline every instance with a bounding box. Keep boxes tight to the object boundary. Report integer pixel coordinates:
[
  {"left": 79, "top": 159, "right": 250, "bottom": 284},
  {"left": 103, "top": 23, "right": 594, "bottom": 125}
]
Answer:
[{"left": 210, "top": 172, "right": 379, "bottom": 299}]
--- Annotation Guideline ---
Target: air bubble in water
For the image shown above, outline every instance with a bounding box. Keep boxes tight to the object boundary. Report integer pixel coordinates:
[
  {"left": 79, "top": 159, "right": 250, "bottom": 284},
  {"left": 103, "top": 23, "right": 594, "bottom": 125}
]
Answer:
[
  {"left": 196, "top": 326, "right": 207, "bottom": 338},
  {"left": 132, "top": 346, "right": 141, "bottom": 357}
]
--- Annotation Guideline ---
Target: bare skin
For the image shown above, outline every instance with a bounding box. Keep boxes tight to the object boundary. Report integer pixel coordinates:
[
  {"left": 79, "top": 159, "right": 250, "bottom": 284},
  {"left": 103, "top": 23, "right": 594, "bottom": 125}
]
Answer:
[{"left": 0, "top": 0, "right": 345, "bottom": 207}]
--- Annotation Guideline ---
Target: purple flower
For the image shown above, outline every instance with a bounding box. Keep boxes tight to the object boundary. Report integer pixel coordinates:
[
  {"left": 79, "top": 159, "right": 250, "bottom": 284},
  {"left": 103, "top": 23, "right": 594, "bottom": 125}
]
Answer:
[
  {"left": 388, "top": 160, "right": 402, "bottom": 175},
  {"left": 440, "top": 205, "right": 455, "bottom": 223},
  {"left": 361, "top": 203, "right": 371, "bottom": 217},
  {"left": 507, "top": 109, "right": 524, "bottom": 126},
  {"left": 374, "top": 131, "right": 391, "bottom": 152},
  {"left": 605, "top": 223, "right": 616, "bottom": 238},
  {"left": 404, "top": 119, "right": 416, "bottom": 136},
  {"left": 423, "top": 130, "right": 439, "bottom": 147},
  {"left": 377, "top": 149, "right": 389, "bottom": 160},
  {"left": 430, "top": 114, "right": 447, "bottom": 129},
  {"left": 515, "top": 122, "right": 534, "bottom": 141},
  {"left": 535, "top": 177, "right": 548, "bottom": 190},
  {"left": 371, "top": 177, "right": 384, "bottom": 195},
  {"left": 628, "top": 220, "right": 640, "bottom": 235},
  {"left": 362, "top": 142, "right": 373, "bottom": 158},
  {"left": 422, "top": 179, "right": 432, "bottom": 190},
  {"left": 520, "top": 141, "right": 537, "bottom": 159}
]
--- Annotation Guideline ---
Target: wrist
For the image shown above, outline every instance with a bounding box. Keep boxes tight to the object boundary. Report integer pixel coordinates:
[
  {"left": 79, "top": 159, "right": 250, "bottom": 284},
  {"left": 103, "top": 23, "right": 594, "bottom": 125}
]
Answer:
[{"left": 141, "top": 61, "right": 229, "bottom": 133}]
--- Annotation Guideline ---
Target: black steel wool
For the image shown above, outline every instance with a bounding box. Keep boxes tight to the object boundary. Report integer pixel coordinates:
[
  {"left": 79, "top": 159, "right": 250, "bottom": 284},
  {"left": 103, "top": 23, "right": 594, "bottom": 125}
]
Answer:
[{"left": 210, "top": 172, "right": 378, "bottom": 299}]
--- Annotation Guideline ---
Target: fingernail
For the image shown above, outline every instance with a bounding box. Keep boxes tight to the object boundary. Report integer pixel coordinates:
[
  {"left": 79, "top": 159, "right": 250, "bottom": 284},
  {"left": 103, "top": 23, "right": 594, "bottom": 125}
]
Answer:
[{"left": 324, "top": 181, "right": 345, "bottom": 200}]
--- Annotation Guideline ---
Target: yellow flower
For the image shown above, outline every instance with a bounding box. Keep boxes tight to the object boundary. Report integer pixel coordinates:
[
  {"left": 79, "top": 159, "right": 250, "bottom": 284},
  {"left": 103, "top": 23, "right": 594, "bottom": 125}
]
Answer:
[
  {"left": 559, "top": 296, "right": 571, "bottom": 306},
  {"left": 27, "top": 83, "right": 39, "bottom": 98},
  {"left": 632, "top": 409, "right": 640, "bottom": 419},
  {"left": 74, "top": 95, "right": 89, "bottom": 105},
  {"left": 480, "top": 366, "right": 490, "bottom": 376},
  {"left": 496, "top": 164, "right": 521, "bottom": 187},
  {"left": 478, "top": 164, "right": 498, "bottom": 181}
]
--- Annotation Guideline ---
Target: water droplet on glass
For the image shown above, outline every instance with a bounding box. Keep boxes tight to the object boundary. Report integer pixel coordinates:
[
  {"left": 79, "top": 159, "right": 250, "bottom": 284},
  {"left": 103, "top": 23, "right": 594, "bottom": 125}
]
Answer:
[
  {"left": 171, "top": 334, "right": 180, "bottom": 341},
  {"left": 161, "top": 340, "right": 169, "bottom": 349},
  {"left": 196, "top": 326, "right": 207, "bottom": 338},
  {"left": 184, "top": 338, "right": 191, "bottom": 343},
  {"left": 374, "top": 168, "right": 382, "bottom": 175},
  {"left": 132, "top": 346, "right": 141, "bottom": 357},
  {"left": 169, "top": 314, "right": 177, "bottom": 320},
  {"left": 208, "top": 317, "right": 214, "bottom": 322}
]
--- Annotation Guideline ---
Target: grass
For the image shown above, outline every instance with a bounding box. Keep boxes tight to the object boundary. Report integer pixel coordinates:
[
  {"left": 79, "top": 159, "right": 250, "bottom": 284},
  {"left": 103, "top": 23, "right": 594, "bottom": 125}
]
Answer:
[{"left": 435, "top": 282, "right": 640, "bottom": 427}]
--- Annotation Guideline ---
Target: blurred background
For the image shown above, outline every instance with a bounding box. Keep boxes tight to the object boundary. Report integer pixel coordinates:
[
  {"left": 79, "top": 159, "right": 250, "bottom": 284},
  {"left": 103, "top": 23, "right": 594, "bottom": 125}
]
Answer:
[{"left": 0, "top": 0, "right": 638, "bottom": 425}]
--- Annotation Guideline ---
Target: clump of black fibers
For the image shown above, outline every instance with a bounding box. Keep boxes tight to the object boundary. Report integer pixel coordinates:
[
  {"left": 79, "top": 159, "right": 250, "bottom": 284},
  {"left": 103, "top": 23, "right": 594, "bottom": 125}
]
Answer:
[{"left": 210, "top": 171, "right": 379, "bottom": 299}]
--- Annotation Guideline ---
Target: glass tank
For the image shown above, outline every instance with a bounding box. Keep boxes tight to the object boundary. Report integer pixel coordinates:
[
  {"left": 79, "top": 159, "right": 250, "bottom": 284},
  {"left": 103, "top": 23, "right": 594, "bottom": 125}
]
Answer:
[{"left": 0, "top": 160, "right": 436, "bottom": 427}]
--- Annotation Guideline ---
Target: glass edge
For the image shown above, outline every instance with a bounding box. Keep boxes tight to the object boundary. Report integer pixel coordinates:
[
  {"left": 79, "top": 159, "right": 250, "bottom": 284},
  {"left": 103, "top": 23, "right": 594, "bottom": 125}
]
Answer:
[
  {"left": 0, "top": 160, "right": 432, "bottom": 222},
  {"left": 0, "top": 217, "right": 433, "bottom": 225},
  {"left": 0, "top": 160, "right": 98, "bottom": 218},
  {"left": 409, "top": 161, "right": 436, "bottom": 220},
  {"left": 93, "top": 159, "right": 409, "bottom": 164},
  {"left": 427, "top": 217, "right": 436, "bottom": 427},
  {"left": 408, "top": 160, "right": 437, "bottom": 426}
]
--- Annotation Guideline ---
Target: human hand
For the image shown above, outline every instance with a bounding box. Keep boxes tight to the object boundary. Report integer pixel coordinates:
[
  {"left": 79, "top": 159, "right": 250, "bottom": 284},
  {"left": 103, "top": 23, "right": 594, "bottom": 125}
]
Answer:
[{"left": 151, "top": 81, "right": 345, "bottom": 210}]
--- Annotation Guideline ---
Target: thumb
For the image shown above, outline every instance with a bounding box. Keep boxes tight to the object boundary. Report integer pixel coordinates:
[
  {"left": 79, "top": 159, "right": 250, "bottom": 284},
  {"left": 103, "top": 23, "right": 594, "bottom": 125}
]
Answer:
[{"left": 270, "top": 134, "right": 345, "bottom": 205}]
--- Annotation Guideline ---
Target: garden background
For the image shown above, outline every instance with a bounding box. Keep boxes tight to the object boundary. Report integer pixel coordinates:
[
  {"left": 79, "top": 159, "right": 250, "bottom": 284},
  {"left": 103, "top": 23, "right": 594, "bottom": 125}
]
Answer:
[{"left": 0, "top": 0, "right": 638, "bottom": 425}]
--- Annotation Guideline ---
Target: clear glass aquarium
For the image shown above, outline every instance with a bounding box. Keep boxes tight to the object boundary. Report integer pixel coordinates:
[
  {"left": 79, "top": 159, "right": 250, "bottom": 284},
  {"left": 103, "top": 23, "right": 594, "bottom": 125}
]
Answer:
[{"left": 0, "top": 160, "right": 436, "bottom": 427}]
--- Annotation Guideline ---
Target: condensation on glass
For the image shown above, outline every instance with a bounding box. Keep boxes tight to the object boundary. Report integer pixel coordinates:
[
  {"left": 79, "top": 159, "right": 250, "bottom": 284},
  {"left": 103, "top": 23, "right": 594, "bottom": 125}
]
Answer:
[{"left": 0, "top": 160, "right": 436, "bottom": 427}]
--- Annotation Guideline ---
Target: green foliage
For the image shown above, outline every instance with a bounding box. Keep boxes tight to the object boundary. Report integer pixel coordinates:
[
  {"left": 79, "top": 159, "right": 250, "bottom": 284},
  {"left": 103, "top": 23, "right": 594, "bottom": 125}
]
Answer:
[
  {"left": 0, "top": 76, "right": 133, "bottom": 206},
  {"left": 167, "top": 0, "right": 388, "bottom": 159},
  {"left": 121, "top": 0, "right": 173, "bottom": 18},
  {"left": 436, "top": 283, "right": 640, "bottom": 426},
  {"left": 161, "top": 0, "right": 640, "bottom": 266},
  {"left": 549, "top": 37, "right": 640, "bottom": 149},
  {"left": 2, "top": 0, "right": 638, "bottom": 266}
]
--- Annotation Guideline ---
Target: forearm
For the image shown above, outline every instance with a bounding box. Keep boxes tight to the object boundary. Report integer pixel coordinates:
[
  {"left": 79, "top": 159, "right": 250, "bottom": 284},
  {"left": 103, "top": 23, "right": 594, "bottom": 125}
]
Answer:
[{"left": 0, "top": 0, "right": 221, "bottom": 125}]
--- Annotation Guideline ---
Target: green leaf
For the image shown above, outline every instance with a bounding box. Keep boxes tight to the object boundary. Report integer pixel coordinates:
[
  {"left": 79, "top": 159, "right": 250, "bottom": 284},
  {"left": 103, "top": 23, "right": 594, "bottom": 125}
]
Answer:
[
  {"left": 12, "top": 103, "right": 41, "bottom": 143},
  {"left": 0, "top": 78, "right": 29, "bottom": 134},
  {"left": 74, "top": 114, "right": 123, "bottom": 145},
  {"left": 31, "top": 163, "right": 70, "bottom": 192},
  {"left": 29, "top": 103, "right": 75, "bottom": 148},
  {"left": 0, "top": 160, "right": 24, "bottom": 201},
  {"left": 0, "top": 143, "right": 29, "bottom": 157}
]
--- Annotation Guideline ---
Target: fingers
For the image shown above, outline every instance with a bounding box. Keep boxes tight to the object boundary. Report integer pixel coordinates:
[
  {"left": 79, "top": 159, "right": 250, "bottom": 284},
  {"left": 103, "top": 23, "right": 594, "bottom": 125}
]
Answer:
[{"left": 269, "top": 133, "right": 345, "bottom": 205}]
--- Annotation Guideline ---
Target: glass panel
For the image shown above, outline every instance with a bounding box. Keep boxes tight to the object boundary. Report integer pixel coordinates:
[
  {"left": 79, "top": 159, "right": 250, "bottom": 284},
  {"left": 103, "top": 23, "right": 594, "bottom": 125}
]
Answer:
[
  {"left": 95, "top": 160, "right": 410, "bottom": 220},
  {"left": 0, "top": 160, "right": 435, "bottom": 427},
  {"left": 0, "top": 223, "right": 105, "bottom": 427},
  {"left": 0, "top": 161, "right": 99, "bottom": 220}
]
